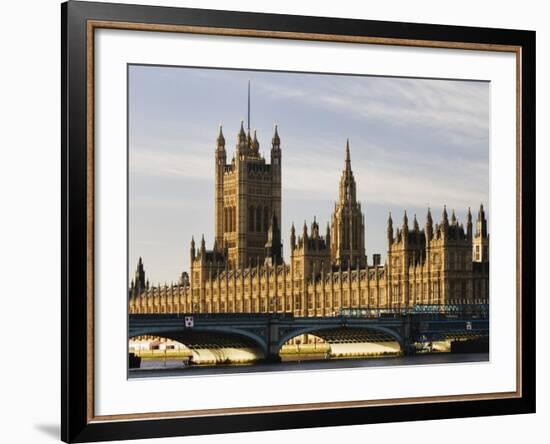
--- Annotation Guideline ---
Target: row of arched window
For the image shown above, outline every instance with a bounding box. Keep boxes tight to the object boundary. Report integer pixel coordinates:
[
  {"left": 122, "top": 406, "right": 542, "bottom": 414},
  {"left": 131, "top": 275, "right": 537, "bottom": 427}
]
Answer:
[
  {"left": 224, "top": 207, "right": 236, "bottom": 232},
  {"left": 337, "top": 217, "right": 360, "bottom": 250},
  {"left": 249, "top": 205, "right": 270, "bottom": 232},
  {"left": 225, "top": 205, "right": 271, "bottom": 233}
]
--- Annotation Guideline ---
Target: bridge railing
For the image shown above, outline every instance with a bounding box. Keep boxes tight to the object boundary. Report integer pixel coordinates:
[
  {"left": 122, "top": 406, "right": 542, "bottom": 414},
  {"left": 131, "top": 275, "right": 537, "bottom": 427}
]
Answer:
[
  {"left": 129, "top": 305, "right": 489, "bottom": 322},
  {"left": 337, "top": 304, "right": 489, "bottom": 320}
]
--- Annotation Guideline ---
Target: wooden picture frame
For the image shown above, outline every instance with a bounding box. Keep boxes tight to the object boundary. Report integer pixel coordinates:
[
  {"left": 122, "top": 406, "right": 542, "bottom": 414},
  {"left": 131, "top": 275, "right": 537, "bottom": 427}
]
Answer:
[{"left": 61, "top": 1, "right": 536, "bottom": 442}]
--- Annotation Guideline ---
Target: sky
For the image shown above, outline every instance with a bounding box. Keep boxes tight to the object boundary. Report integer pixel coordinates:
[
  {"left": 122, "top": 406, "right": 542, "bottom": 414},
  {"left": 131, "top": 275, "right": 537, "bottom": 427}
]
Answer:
[{"left": 128, "top": 65, "right": 489, "bottom": 285}]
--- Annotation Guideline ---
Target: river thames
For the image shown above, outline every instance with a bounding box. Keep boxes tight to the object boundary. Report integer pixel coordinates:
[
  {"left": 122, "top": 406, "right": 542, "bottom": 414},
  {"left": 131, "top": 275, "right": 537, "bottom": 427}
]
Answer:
[{"left": 128, "top": 352, "right": 489, "bottom": 379}]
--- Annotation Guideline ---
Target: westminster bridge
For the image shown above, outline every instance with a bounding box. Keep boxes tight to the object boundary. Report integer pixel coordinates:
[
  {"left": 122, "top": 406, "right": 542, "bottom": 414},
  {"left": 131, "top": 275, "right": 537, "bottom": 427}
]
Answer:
[{"left": 129, "top": 305, "right": 489, "bottom": 361}]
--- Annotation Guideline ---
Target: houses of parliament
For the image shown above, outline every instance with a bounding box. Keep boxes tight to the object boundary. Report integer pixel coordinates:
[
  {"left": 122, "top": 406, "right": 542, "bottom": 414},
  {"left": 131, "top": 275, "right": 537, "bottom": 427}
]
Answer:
[{"left": 128, "top": 121, "right": 489, "bottom": 316}]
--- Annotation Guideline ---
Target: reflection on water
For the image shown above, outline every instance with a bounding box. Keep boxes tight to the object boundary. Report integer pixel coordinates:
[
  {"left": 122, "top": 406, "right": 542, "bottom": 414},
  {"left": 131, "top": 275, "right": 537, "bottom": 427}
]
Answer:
[{"left": 128, "top": 352, "right": 489, "bottom": 379}]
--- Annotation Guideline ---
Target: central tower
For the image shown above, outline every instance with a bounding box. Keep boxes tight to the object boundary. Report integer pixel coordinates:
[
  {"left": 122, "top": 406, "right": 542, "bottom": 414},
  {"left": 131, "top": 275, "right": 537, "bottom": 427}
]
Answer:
[
  {"left": 214, "top": 122, "right": 282, "bottom": 268},
  {"left": 330, "top": 140, "right": 366, "bottom": 268}
]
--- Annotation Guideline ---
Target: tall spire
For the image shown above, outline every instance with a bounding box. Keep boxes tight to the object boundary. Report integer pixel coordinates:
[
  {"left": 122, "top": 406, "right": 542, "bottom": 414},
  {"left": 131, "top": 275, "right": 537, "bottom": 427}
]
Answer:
[
  {"left": 339, "top": 139, "right": 356, "bottom": 204},
  {"left": 345, "top": 138, "right": 351, "bottom": 172},
  {"left": 332, "top": 138, "right": 365, "bottom": 268}
]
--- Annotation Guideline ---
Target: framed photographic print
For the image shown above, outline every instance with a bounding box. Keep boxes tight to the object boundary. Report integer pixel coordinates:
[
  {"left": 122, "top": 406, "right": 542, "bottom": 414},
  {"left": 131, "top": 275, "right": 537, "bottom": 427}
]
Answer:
[{"left": 61, "top": 1, "right": 536, "bottom": 442}]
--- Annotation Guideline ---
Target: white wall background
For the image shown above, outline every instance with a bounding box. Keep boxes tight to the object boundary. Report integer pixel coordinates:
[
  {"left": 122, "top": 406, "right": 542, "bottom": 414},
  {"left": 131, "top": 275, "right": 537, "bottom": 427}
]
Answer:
[{"left": 0, "top": 0, "right": 547, "bottom": 443}]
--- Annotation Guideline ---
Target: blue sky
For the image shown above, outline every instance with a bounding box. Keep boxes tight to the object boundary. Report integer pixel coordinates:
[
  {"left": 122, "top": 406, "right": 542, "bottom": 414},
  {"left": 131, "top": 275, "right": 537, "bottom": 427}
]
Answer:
[{"left": 128, "top": 65, "right": 489, "bottom": 285}]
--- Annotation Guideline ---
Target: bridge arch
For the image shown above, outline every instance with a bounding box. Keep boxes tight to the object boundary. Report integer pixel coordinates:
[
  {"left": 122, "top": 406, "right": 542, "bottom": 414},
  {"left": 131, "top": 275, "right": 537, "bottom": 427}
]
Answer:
[
  {"left": 275, "top": 325, "right": 404, "bottom": 354},
  {"left": 130, "top": 326, "right": 268, "bottom": 355}
]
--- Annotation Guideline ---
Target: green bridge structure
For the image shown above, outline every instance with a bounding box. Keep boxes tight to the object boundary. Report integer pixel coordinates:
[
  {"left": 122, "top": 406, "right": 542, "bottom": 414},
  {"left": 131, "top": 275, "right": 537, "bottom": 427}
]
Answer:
[{"left": 129, "top": 305, "right": 489, "bottom": 361}]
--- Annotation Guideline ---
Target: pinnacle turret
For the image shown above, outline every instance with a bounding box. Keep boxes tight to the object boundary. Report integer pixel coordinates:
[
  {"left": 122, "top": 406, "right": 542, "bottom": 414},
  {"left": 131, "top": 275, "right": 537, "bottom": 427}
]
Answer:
[
  {"left": 272, "top": 124, "right": 280, "bottom": 147},
  {"left": 290, "top": 222, "right": 296, "bottom": 249},
  {"left": 265, "top": 213, "right": 282, "bottom": 265},
  {"left": 478, "top": 203, "right": 485, "bottom": 221},
  {"left": 476, "top": 203, "right": 488, "bottom": 238},
  {"left": 467, "top": 207, "right": 473, "bottom": 240},
  {"left": 217, "top": 125, "right": 225, "bottom": 147},
  {"left": 190, "top": 236, "right": 196, "bottom": 260},
  {"left": 387, "top": 212, "right": 394, "bottom": 243},
  {"left": 252, "top": 129, "right": 259, "bottom": 152},
  {"left": 238, "top": 120, "right": 246, "bottom": 143},
  {"left": 133, "top": 256, "right": 146, "bottom": 293},
  {"left": 426, "top": 208, "right": 433, "bottom": 240},
  {"left": 311, "top": 216, "right": 319, "bottom": 238}
]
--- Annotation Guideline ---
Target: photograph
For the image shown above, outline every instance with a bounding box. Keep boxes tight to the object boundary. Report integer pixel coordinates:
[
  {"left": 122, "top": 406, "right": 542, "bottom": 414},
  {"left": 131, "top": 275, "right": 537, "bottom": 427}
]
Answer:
[
  {"left": 56, "top": 1, "right": 537, "bottom": 441},
  {"left": 127, "top": 65, "right": 490, "bottom": 378}
]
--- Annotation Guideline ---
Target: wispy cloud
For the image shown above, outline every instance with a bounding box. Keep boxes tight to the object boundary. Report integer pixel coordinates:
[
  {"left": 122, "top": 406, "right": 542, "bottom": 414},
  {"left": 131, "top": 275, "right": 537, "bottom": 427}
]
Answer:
[
  {"left": 130, "top": 144, "right": 212, "bottom": 181},
  {"left": 258, "top": 75, "right": 489, "bottom": 149}
]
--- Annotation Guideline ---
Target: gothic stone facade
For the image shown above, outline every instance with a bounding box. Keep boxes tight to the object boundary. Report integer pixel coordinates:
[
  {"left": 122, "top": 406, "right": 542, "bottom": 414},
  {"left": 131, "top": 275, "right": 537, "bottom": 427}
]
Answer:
[{"left": 129, "top": 124, "right": 489, "bottom": 316}]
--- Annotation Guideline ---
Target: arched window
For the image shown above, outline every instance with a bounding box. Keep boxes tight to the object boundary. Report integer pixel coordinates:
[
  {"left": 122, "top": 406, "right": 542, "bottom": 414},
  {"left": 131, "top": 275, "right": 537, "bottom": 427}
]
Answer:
[
  {"left": 256, "top": 207, "right": 262, "bottom": 232},
  {"left": 249, "top": 206, "right": 255, "bottom": 232},
  {"left": 263, "top": 206, "right": 269, "bottom": 231},
  {"left": 227, "top": 207, "right": 231, "bottom": 232}
]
